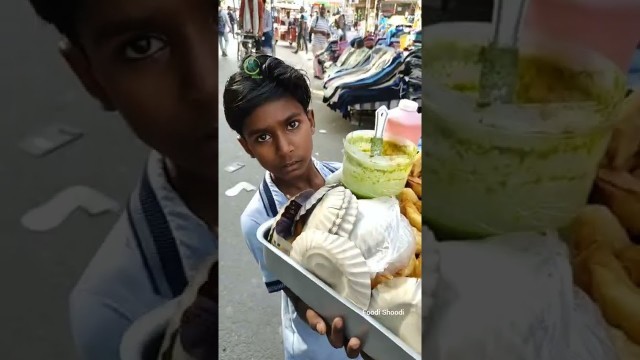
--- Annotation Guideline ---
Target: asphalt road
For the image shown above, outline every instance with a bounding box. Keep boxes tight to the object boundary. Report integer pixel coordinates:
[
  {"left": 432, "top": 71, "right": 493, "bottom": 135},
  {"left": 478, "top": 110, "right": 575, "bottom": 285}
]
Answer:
[{"left": 217, "top": 39, "right": 358, "bottom": 359}]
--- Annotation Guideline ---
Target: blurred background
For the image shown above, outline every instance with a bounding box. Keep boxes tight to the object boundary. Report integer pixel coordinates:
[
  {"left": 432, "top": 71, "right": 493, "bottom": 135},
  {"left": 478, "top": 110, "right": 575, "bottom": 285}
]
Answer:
[{"left": 1, "top": 0, "right": 147, "bottom": 358}]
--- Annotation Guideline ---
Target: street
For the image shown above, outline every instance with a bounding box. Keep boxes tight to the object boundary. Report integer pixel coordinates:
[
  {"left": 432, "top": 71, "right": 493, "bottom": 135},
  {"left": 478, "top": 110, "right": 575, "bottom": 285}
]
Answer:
[{"left": 217, "top": 37, "right": 360, "bottom": 359}]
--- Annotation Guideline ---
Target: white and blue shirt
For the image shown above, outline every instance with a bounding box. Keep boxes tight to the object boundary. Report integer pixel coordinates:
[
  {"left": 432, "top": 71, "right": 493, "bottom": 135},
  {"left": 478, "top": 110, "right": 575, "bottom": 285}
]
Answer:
[
  {"left": 69, "top": 151, "right": 217, "bottom": 360},
  {"left": 311, "top": 15, "right": 331, "bottom": 49},
  {"left": 241, "top": 159, "right": 364, "bottom": 360}
]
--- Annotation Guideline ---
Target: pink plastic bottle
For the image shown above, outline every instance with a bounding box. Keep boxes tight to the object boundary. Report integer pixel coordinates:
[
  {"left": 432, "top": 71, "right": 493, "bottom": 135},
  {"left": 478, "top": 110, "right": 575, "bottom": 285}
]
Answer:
[
  {"left": 384, "top": 99, "right": 421, "bottom": 145},
  {"left": 523, "top": 0, "right": 640, "bottom": 72}
]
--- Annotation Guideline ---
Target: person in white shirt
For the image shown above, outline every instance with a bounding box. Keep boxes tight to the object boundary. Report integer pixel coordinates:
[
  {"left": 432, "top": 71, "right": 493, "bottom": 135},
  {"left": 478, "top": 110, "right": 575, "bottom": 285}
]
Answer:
[
  {"left": 310, "top": 5, "right": 331, "bottom": 78},
  {"left": 218, "top": 6, "right": 233, "bottom": 57}
]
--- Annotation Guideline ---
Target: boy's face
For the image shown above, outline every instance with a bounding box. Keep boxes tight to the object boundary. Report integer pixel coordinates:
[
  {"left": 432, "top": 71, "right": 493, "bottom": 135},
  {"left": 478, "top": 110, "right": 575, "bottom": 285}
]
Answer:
[
  {"left": 62, "top": 0, "right": 217, "bottom": 177},
  {"left": 238, "top": 97, "right": 316, "bottom": 181}
]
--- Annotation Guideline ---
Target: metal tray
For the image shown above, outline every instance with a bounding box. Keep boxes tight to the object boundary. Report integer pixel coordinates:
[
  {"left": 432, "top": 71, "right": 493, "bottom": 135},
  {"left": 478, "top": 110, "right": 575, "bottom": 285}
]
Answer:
[{"left": 257, "top": 219, "right": 421, "bottom": 360}]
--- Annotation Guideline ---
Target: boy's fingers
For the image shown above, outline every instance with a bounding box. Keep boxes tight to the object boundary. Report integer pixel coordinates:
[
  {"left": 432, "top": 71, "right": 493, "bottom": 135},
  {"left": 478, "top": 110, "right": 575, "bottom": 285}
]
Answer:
[
  {"left": 328, "top": 317, "right": 345, "bottom": 348},
  {"left": 305, "top": 308, "right": 326, "bottom": 335},
  {"left": 345, "top": 337, "right": 362, "bottom": 358}
]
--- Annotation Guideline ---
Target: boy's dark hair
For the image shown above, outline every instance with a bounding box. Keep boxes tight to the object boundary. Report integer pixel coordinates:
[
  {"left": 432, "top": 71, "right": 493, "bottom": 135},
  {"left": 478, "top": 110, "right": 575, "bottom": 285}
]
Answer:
[
  {"left": 28, "top": 0, "right": 81, "bottom": 43},
  {"left": 223, "top": 55, "right": 312, "bottom": 135}
]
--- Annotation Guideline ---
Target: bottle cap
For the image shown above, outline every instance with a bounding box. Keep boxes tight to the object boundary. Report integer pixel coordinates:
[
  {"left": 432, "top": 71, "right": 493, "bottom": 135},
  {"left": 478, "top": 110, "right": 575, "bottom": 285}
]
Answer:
[{"left": 398, "top": 99, "right": 419, "bottom": 112}]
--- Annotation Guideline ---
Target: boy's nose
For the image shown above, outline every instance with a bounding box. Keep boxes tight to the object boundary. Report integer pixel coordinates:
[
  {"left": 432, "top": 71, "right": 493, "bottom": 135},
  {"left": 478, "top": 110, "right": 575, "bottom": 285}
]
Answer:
[{"left": 275, "top": 136, "right": 294, "bottom": 155}]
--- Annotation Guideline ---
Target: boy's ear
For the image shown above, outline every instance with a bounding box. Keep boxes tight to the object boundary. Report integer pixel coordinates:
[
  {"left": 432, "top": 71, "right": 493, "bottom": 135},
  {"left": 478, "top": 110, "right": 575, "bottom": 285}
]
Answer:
[
  {"left": 237, "top": 135, "right": 255, "bottom": 158},
  {"left": 58, "top": 39, "right": 116, "bottom": 111},
  {"left": 307, "top": 109, "right": 316, "bottom": 134}
]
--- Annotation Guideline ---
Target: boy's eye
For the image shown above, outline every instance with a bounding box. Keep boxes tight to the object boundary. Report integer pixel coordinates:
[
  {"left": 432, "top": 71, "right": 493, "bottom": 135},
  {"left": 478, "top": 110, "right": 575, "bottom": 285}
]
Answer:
[
  {"left": 123, "top": 36, "right": 167, "bottom": 60},
  {"left": 287, "top": 120, "right": 300, "bottom": 130},
  {"left": 257, "top": 134, "right": 271, "bottom": 142}
]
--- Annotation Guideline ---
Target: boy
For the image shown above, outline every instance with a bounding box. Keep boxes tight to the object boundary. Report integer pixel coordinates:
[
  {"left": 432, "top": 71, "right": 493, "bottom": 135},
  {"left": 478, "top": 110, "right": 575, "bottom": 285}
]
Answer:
[
  {"left": 27, "top": 0, "right": 218, "bottom": 358},
  {"left": 223, "top": 54, "right": 370, "bottom": 360}
]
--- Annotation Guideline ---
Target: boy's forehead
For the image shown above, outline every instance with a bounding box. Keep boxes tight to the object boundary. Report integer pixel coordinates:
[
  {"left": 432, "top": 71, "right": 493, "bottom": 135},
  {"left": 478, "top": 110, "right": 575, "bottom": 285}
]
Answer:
[{"left": 244, "top": 99, "right": 307, "bottom": 131}]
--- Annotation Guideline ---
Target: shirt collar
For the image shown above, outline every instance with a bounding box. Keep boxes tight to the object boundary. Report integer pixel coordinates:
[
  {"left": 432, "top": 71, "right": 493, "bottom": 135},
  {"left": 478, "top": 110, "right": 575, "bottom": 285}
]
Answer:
[{"left": 144, "top": 151, "right": 218, "bottom": 279}]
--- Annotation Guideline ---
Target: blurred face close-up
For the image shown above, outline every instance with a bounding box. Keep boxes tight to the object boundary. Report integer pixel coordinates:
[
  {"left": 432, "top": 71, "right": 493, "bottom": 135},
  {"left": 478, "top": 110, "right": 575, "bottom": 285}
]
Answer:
[{"left": 67, "top": 0, "right": 218, "bottom": 177}]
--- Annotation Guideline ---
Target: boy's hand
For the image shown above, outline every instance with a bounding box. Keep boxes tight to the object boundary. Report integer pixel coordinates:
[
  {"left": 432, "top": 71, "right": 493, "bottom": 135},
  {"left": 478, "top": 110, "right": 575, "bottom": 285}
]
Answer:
[
  {"left": 284, "top": 288, "right": 372, "bottom": 359},
  {"left": 306, "top": 309, "right": 361, "bottom": 357}
]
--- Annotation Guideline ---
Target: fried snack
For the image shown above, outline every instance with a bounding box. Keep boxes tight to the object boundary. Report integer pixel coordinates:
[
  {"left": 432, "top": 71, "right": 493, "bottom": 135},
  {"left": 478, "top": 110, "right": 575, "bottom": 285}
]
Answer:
[
  {"left": 412, "top": 227, "right": 422, "bottom": 255},
  {"left": 596, "top": 171, "right": 640, "bottom": 236},
  {"left": 568, "top": 204, "right": 632, "bottom": 256},
  {"left": 590, "top": 249, "right": 640, "bottom": 344},
  {"left": 616, "top": 245, "right": 640, "bottom": 287},
  {"left": 396, "top": 255, "right": 417, "bottom": 278},
  {"left": 412, "top": 255, "right": 422, "bottom": 278},
  {"left": 410, "top": 152, "right": 422, "bottom": 178},
  {"left": 605, "top": 91, "right": 640, "bottom": 171},
  {"left": 407, "top": 176, "right": 422, "bottom": 199},
  {"left": 415, "top": 201, "right": 422, "bottom": 213},
  {"left": 372, "top": 273, "right": 394, "bottom": 289},
  {"left": 609, "top": 326, "right": 640, "bottom": 360},
  {"left": 398, "top": 188, "right": 420, "bottom": 207},
  {"left": 402, "top": 202, "right": 422, "bottom": 231},
  {"left": 400, "top": 200, "right": 408, "bottom": 218}
]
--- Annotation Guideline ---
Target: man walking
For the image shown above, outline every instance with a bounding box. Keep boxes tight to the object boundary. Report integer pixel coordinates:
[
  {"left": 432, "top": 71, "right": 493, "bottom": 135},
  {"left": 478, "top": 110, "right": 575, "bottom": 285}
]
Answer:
[
  {"left": 293, "top": 7, "right": 308, "bottom": 54},
  {"left": 310, "top": 5, "right": 331, "bottom": 78},
  {"left": 218, "top": 6, "right": 232, "bottom": 57},
  {"left": 227, "top": 6, "right": 237, "bottom": 38},
  {"left": 261, "top": 0, "right": 274, "bottom": 55}
]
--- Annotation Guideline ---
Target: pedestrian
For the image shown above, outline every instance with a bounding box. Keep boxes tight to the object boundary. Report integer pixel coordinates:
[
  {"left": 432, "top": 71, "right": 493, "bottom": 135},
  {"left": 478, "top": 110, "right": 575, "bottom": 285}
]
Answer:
[
  {"left": 223, "top": 54, "right": 373, "bottom": 360},
  {"left": 261, "top": 0, "right": 274, "bottom": 55},
  {"left": 310, "top": 5, "right": 331, "bottom": 79},
  {"left": 219, "top": 5, "right": 233, "bottom": 57},
  {"left": 227, "top": 6, "right": 237, "bottom": 38},
  {"left": 26, "top": 0, "right": 218, "bottom": 359},
  {"left": 294, "top": 6, "right": 309, "bottom": 54},
  {"left": 309, "top": 10, "right": 318, "bottom": 43}
]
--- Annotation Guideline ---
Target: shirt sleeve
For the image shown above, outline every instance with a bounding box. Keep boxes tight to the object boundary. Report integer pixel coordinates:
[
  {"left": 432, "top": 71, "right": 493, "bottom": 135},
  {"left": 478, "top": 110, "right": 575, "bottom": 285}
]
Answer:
[
  {"left": 241, "top": 214, "right": 285, "bottom": 293},
  {"left": 69, "top": 288, "right": 133, "bottom": 360}
]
